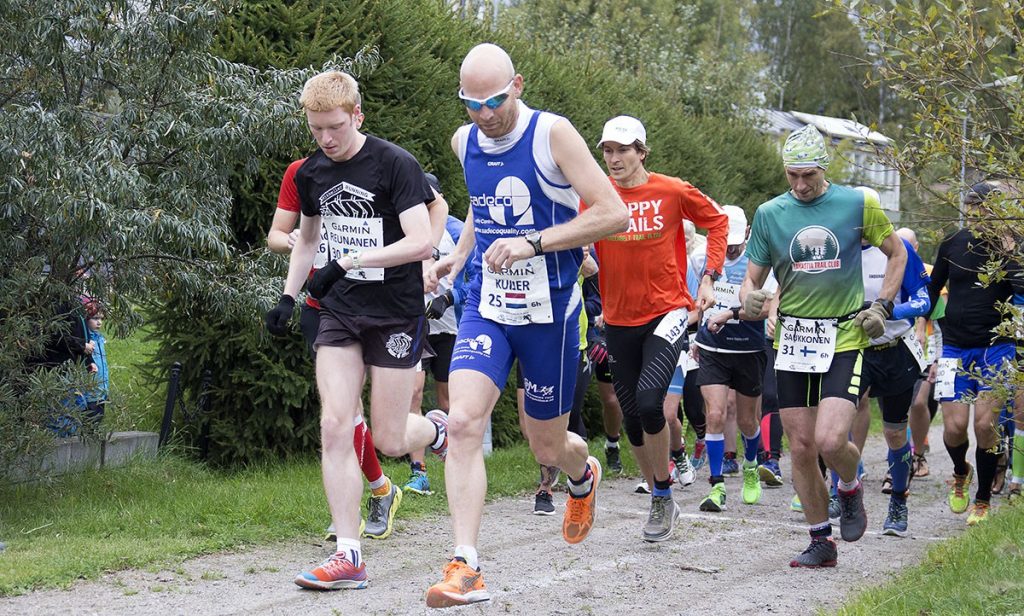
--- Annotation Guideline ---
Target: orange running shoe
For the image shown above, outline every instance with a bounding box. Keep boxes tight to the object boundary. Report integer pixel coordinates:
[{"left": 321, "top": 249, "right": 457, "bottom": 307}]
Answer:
[
  {"left": 563, "top": 456, "right": 602, "bottom": 544},
  {"left": 425, "top": 559, "right": 490, "bottom": 608}
]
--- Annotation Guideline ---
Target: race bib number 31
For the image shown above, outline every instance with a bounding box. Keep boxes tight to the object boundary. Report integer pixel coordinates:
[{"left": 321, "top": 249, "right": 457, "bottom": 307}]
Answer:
[
  {"left": 315, "top": 215, "right": 384, "bottom": 281},
  {"left": 479, "top": 256, "right": 553, "bottom": 325},
  {"left": 775, "top": 317, "right": 837, "bottom": 374}
]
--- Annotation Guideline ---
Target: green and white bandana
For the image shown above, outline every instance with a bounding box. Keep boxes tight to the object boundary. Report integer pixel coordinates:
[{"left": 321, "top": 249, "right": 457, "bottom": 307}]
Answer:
[{"left": 782, "top": 124, "right": 830, "bottom": 169}]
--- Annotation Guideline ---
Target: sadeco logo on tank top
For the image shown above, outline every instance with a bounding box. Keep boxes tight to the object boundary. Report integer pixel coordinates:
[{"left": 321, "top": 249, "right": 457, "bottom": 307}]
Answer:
[
  {"left": 314, "top": 180, "right": 384, "bottom": 281},
  {"left": 470, "top": 176, "right": 534, "bottom": 226},
  {"left": 789, "top": 226, "right": 842, "bottom": 273}
]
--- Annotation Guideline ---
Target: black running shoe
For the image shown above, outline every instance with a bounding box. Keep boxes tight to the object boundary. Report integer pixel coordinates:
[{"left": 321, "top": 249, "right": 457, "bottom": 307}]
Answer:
[
  {"left": 838, "top": 483, "right": 868, "bottom": 542},
  {"left": 606, "top": 446, "right": 623, "bottom": 474},
  {"left": 789, "top": 537, "right": 838, "bottom": 568},
  {"left": 533, "top": 490, "right": 555, "bottom": 516}
]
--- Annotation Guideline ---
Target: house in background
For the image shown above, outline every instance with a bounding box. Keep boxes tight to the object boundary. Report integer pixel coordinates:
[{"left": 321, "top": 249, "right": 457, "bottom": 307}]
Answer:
[{"left": 754, "top": 109, "right": 901, "bottom": 219}]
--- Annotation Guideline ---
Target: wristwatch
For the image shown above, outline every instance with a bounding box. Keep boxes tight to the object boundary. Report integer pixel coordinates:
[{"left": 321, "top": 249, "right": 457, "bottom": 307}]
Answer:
[
  {"left": 525, "top": 231, "right": 544, "bottom": 256},
  {"left": 702, "top": 268, "right": 722, "bottom": 282},
  {"left": 431, "top": 246, "right": 441, "bottom": 261}
]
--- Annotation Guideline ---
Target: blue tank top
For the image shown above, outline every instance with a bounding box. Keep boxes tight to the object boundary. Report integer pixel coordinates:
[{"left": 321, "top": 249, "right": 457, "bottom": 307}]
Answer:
[
  {"left": 695, "top": 253, "right": 764, "bottom": 352},
  {"left": 463, "top": 111, "right": 583, "bottom": 301}
]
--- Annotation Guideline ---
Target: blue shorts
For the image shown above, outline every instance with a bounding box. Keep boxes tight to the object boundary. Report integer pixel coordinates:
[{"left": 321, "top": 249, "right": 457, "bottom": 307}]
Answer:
[
  {"left": 450, "top": 291, "right": 582, "bottom": 420},
  {"left": 940, "top": 342, "right": 1015, "bottom": 402}
]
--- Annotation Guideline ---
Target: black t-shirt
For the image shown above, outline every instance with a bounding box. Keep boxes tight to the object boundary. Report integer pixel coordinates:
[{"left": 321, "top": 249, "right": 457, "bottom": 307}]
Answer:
[
  {"left": 295, "top": 135, "right": 433, "bottom": 317},
  {"left": 928, "top": 228, "right": 1024, "bottom": 348}
]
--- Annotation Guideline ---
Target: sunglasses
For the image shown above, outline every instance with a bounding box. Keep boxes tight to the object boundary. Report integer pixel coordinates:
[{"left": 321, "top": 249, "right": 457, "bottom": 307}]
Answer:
[{"left": 458, "top": 78, "right": 515, "bottom": 111}]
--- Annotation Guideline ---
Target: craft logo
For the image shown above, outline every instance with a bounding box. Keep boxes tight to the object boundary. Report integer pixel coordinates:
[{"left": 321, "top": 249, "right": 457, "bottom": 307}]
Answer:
[
  {"left": 386, "top": 332, "right": 412, "bottom": 359},
  {"left": 469, "top": 176, "right": 533, "bottom": 226},
  {"left": 789, "top": 226, "right": 841, "bottom": 273}
]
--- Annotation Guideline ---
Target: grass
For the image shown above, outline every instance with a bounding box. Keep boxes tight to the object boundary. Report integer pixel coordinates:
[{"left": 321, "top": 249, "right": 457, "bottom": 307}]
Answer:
[
  {"left": 103, "top": 325, "right": 165, "bottom": 433},
  {"left": 0, "top": 439, "right": 634, "bottom": 596},
  {"left": 835, "top": 502, "right": 1024, "bottom": 615}
]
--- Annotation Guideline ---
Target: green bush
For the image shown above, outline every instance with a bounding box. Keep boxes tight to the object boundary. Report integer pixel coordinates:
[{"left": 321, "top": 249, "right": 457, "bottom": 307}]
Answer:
[{"left": 149, "top": 0, "right": 785, "bottom": 464}]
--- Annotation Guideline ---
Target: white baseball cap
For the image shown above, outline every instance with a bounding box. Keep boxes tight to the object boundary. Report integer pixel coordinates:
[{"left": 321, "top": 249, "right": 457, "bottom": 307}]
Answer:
[
  {"left": 723, "top": 205, "right": 748, "bottom": 245},
  {"left": 597, "top": 115, "right": 647, "bottom": 147}
]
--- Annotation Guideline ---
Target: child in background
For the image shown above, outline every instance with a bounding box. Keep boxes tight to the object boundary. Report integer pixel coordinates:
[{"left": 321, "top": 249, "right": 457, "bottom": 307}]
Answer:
[{"left": 82, "top": 299, "right": 108, "bottom": 423}]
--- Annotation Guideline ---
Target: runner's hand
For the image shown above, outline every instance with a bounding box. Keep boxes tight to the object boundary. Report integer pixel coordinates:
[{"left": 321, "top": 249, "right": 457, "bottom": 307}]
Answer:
[
  {"left": 587, "top": 339, "right": 609, "bottom": 365},
  {"left": 484, "top": 237, "right": 533, "bottom": 272},
  {"left": 706, "top": 310, "right": 731, "bottom": 334},
  {"left": 425, "top": 256, "right": 457, "bottom": 294},
  {"left": 265, "top": 294, "right": 296, "bottom": 336},
  {"left": 287, "top": 229, "right": 299, "bottom": 249},
  {"left": 742, "top": 289, "right": 773, "bottom": 317},
  {"left": 766, "top": 315, "right": 777, "bottom": 338},
  {"left": 425, "top": 291, "right": 453, "bottom": 320},
  {"left": 854, "top": 300, "right": 889, "bottom": 339},
  {"left": 696, "top": 278, "right": 716, "bottom": 311},
  {"left": 308, "top": 260, "right": 346, "bottom": 299}
]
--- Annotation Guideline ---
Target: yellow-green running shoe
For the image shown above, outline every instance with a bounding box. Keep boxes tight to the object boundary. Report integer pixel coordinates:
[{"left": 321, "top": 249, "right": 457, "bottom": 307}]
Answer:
[
  {"left": 790, "top": 494, "right": 803, "bottom": 512},
  {"left": 742, "top": 461, "right": 763, "bottom": 505},
  {"left": 948, "top": 463, "right": 974, "bottom": 514},
  {"left": 966, "top": 500, "right": 990, "bottom": 526},
  {"left": 699, "top": 482, "right": 727, "bottom": 512}
]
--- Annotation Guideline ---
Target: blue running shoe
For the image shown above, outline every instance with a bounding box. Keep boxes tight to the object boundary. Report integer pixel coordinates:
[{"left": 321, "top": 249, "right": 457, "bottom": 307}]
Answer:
[
  {"left": 882, "top": 495, "right": 909, "bottom": 537},
  {"left": 403, "top": 471, "right": 432, "bottom": 495},
  {"left": 759, "top": 459, "right": 784, "bottom": 487},
  {"left": 722, "top": 456, "right": 740, "bottom": 477}
]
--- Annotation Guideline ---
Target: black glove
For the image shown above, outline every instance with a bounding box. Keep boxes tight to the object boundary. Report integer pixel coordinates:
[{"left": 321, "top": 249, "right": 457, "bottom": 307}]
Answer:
[
  {"left": 587, "top": 338, "right": 609, "bottom": 365},
  {"left": 308, "top": 260, "right": 346, "bottom": 299},
  {"left": 265, "top": 294, "right": 295, "bottom": 337},
  {"left": 425, "top": 290, "right": 454, "bottom": 320}
]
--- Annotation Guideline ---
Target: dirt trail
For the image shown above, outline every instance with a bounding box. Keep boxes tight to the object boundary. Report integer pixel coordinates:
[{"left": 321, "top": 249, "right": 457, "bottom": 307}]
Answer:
[{"left": 1, "top": 425, "right": 971, "bottom": 616}]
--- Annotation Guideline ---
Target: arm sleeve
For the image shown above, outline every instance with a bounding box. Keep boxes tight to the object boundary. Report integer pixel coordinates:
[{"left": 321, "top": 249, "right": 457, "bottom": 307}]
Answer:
[
  {"left": 680, "top": 182, "right": 728, "bottom": 273},
  {"left": 277, "top": 159, "right": 305, "bottom": 212},
  {"left": 893, "top": 238, "right": 932, "bottom": 320},
  {"left": 583, "top": 274, "right": 602, "bottom": 322}
]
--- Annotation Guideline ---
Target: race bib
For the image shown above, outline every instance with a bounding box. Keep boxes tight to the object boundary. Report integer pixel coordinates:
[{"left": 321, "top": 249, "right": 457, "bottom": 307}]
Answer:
[
  {"left": 314, "top": 215, "right": 384, "bottom": 282},
  {"left": 654, "top": 308, "right": 689, "bottom": 345},
  {"left": 775, "top": 317, "right": 837, "bottom": 373},
  {"left": 702, "top": 281, "right": 740, "bottom": 325},
  {"left": 680, "top": 334, "right": 699, "bottom": 372},
  {"left": 479, "top": 256, "right": 553, "bottom": 325},
  {"left": 934, "top": 357, "right": 959, "bottom": 401},
  {"left": 900, "top": 329, "right": 928, "bottom": 372}
]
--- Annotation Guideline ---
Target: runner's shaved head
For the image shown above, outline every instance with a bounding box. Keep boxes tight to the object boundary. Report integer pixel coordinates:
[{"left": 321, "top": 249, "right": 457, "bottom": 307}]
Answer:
[
  {"left": 460, "top": 43, "right": 515, "bottom": 97},
  {"left": 895, "top": 227, "right": 918, "bottom": 251}
]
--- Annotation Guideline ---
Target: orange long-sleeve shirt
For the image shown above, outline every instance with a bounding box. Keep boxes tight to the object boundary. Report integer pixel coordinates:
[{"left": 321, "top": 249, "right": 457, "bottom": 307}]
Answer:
[{"left": 589, "top": 173, "right": 728, "bottom": 327}]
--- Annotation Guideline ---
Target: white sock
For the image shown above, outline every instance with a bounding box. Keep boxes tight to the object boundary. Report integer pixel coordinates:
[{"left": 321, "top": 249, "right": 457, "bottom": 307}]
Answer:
[
  {"left": 368, "top": 475, "right": 388, "bottom": 492},
  {"left": 336, "top": 538, "right": 362, "bottom": 566},
  {"left": 454, "top": 544, "right": 479, "bottom": 570},
  {"left": 837, "top": 476, "right": 860, "bottom": 492},
  {"left": 606, "top": 439, "right": 619, "bottom": 449}
]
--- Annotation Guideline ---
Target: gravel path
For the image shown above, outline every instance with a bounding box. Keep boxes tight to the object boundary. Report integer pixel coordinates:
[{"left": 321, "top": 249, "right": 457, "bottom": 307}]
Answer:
[{"left": 0, "top": 424, "right": 970, "bottom": 616}]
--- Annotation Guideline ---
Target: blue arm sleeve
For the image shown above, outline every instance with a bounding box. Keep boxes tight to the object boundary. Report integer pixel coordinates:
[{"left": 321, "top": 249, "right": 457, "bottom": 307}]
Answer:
[
  {"left": 893, "top": 286, "right": 930, "bottom": 320},
  {"left": 893, "top": 238, "right": 931, "bottom": 320}
]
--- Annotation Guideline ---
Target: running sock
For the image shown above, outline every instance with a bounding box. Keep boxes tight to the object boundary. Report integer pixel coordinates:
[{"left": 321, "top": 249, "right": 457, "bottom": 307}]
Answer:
[
  {"left": 369, "top": 475, "right": 390, "bottom": 496},
  {"left": 671, "top": 447, "right": 685, "bottom": 460},
  {"left": 742, "top": 428, "right": 761, "bottom": 463},
  {"left": 945, "top": 438, "right": 970, "bottom": 476},
  {"left": 1013, "top": 434, "right": 1024, "bottom": 483},
  {"left": 652, "top": 478, "right": 672, "bottom": 497},
  {"left": 975, "top": 447, "right": 999, "bottom": 502},
  {"left": 606, "top": 436, "right": 620, "bottom": 449},
  {"left": 411, "top": 461, "right": 426, "bottom": 474},
  {"left": 837, "top": 476, "right": 860, "bottom": 493},
  {"left": 809, "top": 521, "right": 832, "bottom": 539},
  {"left": 888, "top": 442, "right": 912, "bottom": 495},
  {"left": 454, "top": 545, "right": 479, "bottom": 571},
  {"left": 706, "top": 433, "right": 725, "bottom": 478},
  {"left": 568, "top": 464, "right": 594, "bottom": 497},
  {"left": 354, "top": 421, "right": 384, "bottom": 484},
  {"left": 336, "top": 537, "right": 362, "bottom": 566}
]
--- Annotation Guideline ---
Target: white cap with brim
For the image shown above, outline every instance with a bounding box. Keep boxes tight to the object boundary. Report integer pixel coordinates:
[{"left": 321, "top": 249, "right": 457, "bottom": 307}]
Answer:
[
  {"left": 598, "top": 115, "right": 646, "bottom": 147},
  {"left": 723, "top": 205, "right": 748, "bottom": 245}
]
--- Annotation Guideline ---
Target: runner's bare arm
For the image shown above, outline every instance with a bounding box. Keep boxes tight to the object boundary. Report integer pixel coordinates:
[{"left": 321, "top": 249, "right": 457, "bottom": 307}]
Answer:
[
  {"left": 337, "top": 204, "right": 433, "bottom": 271},
  {"left": 267, "top": 208, "right": 300, "bottom": 254},
  {"left": 478, "top": 119, "right": 628, "bottom": 270},
  {"left": 739, "top": 261, "right": 771, "bottom": 302},
  {"left": 426, "top": 188, "right": 449, "bottom": 250},
  {"left": 876, "top": 231, "right": 908, "bottom": 303},
  {"left": 282, "top": 212, "right": 319, "bottom": 298}
]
